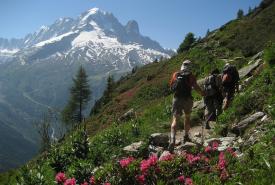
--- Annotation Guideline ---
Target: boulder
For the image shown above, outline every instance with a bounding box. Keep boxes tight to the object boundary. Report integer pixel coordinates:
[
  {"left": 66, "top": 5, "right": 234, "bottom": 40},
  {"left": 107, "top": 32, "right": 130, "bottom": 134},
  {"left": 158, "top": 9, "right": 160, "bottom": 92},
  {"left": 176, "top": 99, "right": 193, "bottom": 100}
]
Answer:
[
  {"left": 193, "top": 100, "right": 205, "bottom": 110},
  {"left": 148, "top": 145, "right": 164, "bottom": 156},
  {"left": 261, "top": 115, "right": 269, "bottom": 122},
  {"left": 204, "top": 137, "right": 236, "bottom": 151},
  {"left": 159, "top": 151, "right": 172, "bottom": 160},
  {"left": 244, "top": 76, "right": 253, "bottom": 85},
  {"left": 238, "top": 59, "right": 262, "bottom": 79},
  {"left": 149, "top": 133, "right": 169, "bottom": 147},
  {"left": 250, "top": 51, "right": 263, "bottom": 61},
  {"left": 123, "top": 141, "right": 143, "bottom": 153},
  {"left": 175, "top": 142, "right": 197, "bottom": 151},
  {"left": 119, "top": 108, "right": 135, "bottom": 122},
  {"left": 232, "top": 112, "right": 265, "bottom": 135}
]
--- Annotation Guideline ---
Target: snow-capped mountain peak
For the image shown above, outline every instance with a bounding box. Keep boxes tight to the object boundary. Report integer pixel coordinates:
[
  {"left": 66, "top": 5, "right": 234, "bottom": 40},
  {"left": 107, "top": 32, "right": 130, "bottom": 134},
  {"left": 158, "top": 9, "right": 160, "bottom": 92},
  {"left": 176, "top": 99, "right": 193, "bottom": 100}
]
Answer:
[{"left": 0, "top": 7, "right": 174, "bottom": 67}]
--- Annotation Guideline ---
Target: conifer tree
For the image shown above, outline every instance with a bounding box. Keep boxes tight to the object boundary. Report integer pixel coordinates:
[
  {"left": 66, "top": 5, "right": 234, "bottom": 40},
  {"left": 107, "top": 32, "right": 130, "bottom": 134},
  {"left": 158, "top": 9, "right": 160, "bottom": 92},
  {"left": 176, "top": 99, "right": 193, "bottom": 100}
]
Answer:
[
  {"left": 62, "top": 66, "right": 91, "bottom": 125},
  {"left": 248, "top": 6, "right": 253, "bottom": 14},
  {"left": 103, "top": 75, "right": 115, "bottom": 103},
  {"left": 177, "top": 32, "right": 195, "bottom": 53},
  {"left": 206, "top": 29, "right": 210, "bottom": 37},
  {"left": 237, "top": 9, "right": 244, "bottom": 19}
]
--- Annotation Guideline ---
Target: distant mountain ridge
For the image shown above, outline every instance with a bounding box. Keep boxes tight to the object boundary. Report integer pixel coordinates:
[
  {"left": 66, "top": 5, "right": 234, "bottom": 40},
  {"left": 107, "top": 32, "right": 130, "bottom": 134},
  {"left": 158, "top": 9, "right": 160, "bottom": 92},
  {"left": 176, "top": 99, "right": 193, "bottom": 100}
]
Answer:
[{"left": 0, "top": 8, "right": 173, "bottom": 171}]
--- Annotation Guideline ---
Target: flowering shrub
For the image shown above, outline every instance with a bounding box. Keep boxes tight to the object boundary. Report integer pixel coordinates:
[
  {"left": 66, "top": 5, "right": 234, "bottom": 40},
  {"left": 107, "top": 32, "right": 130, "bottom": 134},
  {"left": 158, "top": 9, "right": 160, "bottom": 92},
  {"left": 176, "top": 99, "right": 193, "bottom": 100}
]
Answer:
[
  {"left": 119, "top": 157, "right": 135, "bottom": 168},
  {"left": 64, "top": 178, "right": 76, "bottom": 185},
  {"left": 54, "top": 143, "right": 239, "bottom": 185},
  {"left": 56, "top": 172, "right": 66, "bottom": 184}
]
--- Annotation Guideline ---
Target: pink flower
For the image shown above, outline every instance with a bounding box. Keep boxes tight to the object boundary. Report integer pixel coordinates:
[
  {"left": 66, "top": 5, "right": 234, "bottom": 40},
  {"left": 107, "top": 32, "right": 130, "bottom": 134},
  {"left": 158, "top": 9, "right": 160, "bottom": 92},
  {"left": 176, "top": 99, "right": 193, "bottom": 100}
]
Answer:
[
  {"left": 55, "top": 172, "right": 66, "bottom": 183},
  {"left": 185, "top": 178, "right": 193, "bottom": 185},
  {"left": 218, "top": 152, "right": 226, "bottom": 170},
  {"left": 212, "top": 141, "right": 220, "bottom": 150},
  {"left": 204, "top": 145, "right": 212, "bottom": 153},
  {"left": 220, "top": 169, "right": 229, "bottom": 181},
  {"left": 155, "top": 166, "right": 161, "bottom": 174},
  {"left": 159, "top": 153, "right": 174, "bottom": 161},
  {"left": 148, "top": 154, "right": 158, "bottom": 165},
  {"left": 140, "top": 159, "right": 150, "bottom": 173},
  {"left": 64, "top": 178, "right": 76, "bottom": 185},
  {"left": 119, "top": 156, "right": 135, "bottom": 168},
  {"left": 226, "top": 147, "right": 237, "bottom": 157},
  {"left": 178, "top": 175, "right": 185, "bottom": 183},
  {"left": 136, "top": 174, "right": 146, "bottom": 184},
  {"left": 104, "top": 183, "right": 111, "bottom": 185},
  {"left": 140, "top": 155, "right": 158, "bottom": 174},
  {"left": 81, "top": 182, "right": 88, "bottom": 185},
  {"left": 186, "top": 154, "right": 200, "bottom": 164},
  {"left": 89, "top": 176, "right": 95, "bottom": 185}
]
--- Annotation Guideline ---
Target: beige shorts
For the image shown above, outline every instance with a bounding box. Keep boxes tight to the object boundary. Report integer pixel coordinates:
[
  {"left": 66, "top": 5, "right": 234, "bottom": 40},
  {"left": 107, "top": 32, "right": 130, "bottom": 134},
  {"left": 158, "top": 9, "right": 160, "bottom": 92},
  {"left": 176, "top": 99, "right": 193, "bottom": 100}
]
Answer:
[{"left": 172, "top": 97, "right": 193, "bottom": 115}]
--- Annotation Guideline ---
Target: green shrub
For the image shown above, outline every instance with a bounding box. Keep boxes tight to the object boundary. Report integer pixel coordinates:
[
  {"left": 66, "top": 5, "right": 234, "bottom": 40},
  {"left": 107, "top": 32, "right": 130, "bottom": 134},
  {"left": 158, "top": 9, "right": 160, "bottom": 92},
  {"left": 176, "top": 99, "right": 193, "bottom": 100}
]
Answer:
[{"left": 264, "top": 42, "right": 275, "bottom": 67}]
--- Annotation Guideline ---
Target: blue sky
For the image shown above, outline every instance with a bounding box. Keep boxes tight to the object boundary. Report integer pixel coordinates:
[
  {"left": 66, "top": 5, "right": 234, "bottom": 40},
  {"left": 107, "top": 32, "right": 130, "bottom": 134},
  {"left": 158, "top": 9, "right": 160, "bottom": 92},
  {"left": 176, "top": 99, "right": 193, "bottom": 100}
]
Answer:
[{"left": 0, "top": 0, "right": 261, "bottom": 49}]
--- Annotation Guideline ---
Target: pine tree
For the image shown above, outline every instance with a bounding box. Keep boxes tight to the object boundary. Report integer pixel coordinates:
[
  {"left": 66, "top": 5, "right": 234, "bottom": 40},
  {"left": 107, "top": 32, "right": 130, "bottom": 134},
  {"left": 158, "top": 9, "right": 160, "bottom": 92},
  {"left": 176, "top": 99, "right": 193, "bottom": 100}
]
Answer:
[
  {"left": 103, "top": 75, "right": 115, "bottom": 103},
  {"left": 206, "top": 29, "right": 210, "bottom": 37},
  {"left": 177, "top": 32, "right": 196, "bottom": 53},
  {"left": 248, "top": 6, "right": 253, "bottom": 14},
  {"left": 237, "top": 9, "right": 244, "bottom": 19},
  {"left": 62, "top": 66, "right": 91, "bottom": 125},
  {"left": 89, "top": 75, "right": 114, "bottom": 116}
]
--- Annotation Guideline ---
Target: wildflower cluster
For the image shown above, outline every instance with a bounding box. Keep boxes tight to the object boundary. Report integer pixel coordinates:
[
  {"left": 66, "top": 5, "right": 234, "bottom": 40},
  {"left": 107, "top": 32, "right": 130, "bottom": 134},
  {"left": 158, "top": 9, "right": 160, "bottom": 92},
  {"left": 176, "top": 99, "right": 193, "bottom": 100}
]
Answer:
[{"left": 55, "top": 143, "right": 238, "bottom": 185}]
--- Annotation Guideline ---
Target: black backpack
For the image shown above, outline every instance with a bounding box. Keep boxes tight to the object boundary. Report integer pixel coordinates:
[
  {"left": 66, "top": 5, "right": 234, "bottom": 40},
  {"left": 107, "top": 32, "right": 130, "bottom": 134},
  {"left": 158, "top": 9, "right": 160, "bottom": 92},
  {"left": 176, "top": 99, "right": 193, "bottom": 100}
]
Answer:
[
  {"left": 222, "top": 65, "right": 239, "bottom": 86},
  {"left": 171, "top": 71, "right": 192, "bottom": 98},
  {"left": 204, "top": 74, "right": 218, "bottom": 97}
]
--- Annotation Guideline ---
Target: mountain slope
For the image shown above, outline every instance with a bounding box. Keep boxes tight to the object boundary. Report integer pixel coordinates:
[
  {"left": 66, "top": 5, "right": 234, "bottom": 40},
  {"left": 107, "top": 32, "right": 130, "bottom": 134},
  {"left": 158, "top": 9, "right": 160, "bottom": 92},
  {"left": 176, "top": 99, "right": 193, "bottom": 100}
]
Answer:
[
  {"left": 1, "top": 1, "right": 275, "bottom": 184},
  {"left": 0, "top": 8, "right": 173, "bottom": 171}
]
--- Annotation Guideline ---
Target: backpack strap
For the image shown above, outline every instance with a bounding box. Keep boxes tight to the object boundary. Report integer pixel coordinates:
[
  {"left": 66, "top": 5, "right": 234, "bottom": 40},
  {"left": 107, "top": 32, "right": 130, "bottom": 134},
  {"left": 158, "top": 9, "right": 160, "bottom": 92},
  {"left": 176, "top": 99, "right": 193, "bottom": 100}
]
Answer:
[{"left": 170, "top": 72, "right": 179, "bottom": 87}]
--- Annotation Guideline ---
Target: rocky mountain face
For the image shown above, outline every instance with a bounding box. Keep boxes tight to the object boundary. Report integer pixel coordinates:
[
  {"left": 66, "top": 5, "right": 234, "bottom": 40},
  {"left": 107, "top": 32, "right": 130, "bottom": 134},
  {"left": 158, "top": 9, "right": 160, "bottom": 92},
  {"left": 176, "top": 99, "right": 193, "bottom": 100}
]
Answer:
[{"left": 0, "top": 8, "right": 173, "bottom": 171}]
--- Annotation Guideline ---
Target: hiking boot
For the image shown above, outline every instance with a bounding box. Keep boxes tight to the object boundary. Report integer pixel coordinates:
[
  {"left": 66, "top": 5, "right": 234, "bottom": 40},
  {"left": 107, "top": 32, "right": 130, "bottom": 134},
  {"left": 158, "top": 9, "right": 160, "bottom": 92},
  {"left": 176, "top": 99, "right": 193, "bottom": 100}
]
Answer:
[{"left": 168, "top": 143, "right": 175, "bottom": 153}]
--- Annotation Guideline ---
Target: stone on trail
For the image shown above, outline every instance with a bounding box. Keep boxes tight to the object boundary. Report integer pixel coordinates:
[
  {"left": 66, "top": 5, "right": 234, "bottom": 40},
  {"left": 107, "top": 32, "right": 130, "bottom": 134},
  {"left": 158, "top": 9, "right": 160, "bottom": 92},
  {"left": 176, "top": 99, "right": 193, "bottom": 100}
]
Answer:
[
  {"left": 192, "top": 100, "right": 204, "bottom": 110},
  {"left": 204, "top": 137, "right": 236, "bottom": 151},
  {"left": 159, "top": 151, "right": 172, "bottom": 160},
  {"left": 149, "top": 133, "right": 169, "bottom": 147},
  {"left": 232, "top": 112, "right": 265, "bottom": 135},
  {"left": 175, "top": 142, "right": 197, "bottom": 151},
  {"left": 238, "top": 59, "right": 262, "bottom": 79},
  {"left": 123, "top": 141, "right": 143, "bottom": 153},
  {"left": 119, "top": 108, "right": 135, "bottom": 122},
  {"left": 148, "top": 145, "right": 164, "bottom": 156}
]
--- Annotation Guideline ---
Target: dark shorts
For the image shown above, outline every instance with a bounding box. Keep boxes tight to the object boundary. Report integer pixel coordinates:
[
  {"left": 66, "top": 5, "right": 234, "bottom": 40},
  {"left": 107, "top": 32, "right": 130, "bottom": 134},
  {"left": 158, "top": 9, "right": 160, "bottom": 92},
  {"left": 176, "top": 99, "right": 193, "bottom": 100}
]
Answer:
[
  {"left": 204, "top": 96, "right": 222, "bottom": 120},
  {"left": 172, "top": 96, "right": 193, "bottom": 116}
]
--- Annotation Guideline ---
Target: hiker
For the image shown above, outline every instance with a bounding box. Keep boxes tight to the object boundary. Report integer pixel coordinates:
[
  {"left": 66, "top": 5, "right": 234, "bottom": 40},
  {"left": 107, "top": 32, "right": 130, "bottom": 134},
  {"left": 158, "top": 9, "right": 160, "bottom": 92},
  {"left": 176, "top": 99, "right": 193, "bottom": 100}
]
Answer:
[
  {"left": 222, "top": 63, "right": 240, "bottom": 110},
  {"left": 168, "top": 60, "right": 205, "bottom": 151},
  {"left": 203, "top": 68, "right": 223, "bottom": 128}
]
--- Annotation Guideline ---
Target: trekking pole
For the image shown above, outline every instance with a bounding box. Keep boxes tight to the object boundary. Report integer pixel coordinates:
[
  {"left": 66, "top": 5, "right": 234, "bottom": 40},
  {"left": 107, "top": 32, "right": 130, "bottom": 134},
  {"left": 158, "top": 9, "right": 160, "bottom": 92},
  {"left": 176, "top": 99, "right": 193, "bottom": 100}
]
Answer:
[{"left": 201, "top": 113, "right": 213, "bottom": 145}]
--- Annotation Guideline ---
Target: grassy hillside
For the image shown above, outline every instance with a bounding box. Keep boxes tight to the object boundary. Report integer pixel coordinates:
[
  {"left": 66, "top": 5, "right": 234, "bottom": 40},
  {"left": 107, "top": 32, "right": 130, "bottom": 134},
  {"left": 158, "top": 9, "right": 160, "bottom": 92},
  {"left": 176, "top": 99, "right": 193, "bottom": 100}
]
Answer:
[{"left": 1, "top": 1, "right": 275, "bottom": 184}]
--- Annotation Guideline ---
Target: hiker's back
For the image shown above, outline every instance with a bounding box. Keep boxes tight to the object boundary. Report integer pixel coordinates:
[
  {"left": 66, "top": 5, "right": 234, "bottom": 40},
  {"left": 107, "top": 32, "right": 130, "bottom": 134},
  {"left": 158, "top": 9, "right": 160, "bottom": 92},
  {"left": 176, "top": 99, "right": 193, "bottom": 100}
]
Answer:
[
  {"left": 170, "top": 70, "right": 192, "bottom": 98},
  {"left": 222, "top": 65, "right": 239, "bottom": 88},
  {"left": 204, "top": 74, "right": 221, "bottom": 97}
]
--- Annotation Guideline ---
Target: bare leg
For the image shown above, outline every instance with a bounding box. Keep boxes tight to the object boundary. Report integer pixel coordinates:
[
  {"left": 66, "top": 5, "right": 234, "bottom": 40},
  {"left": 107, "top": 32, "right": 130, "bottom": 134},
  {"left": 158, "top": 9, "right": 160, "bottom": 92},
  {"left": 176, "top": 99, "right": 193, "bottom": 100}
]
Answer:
[
  {"left": 184, "top": 113, "right": 191, "bottom": 137},
  {"left": 168, "top": 114, "right": 180, "bottom": 152},
  {"left": 223, "top": 97, "right": 230, "bottom": 110},
  {"left": 170, "top": 114, "right": 180, "bottom": 144}
]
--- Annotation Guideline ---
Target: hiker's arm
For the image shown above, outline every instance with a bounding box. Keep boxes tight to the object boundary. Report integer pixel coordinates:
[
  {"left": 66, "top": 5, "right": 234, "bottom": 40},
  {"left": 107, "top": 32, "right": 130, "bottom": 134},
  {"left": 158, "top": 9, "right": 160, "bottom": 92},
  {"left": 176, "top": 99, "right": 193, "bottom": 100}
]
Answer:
[
  {"left": 235, "top": 82, "right": 239, "bottom": 93},
  {"left": 193, "top": 79, "right": 205, "bottom": 96}
]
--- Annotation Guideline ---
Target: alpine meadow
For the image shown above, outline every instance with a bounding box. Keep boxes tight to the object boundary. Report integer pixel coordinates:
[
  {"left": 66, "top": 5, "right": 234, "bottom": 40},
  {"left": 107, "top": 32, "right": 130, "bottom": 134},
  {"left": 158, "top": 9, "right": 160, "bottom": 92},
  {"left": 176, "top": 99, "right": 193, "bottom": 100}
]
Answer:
[{"left": 0, "top": 0, "right": 274, "bottom": 185}]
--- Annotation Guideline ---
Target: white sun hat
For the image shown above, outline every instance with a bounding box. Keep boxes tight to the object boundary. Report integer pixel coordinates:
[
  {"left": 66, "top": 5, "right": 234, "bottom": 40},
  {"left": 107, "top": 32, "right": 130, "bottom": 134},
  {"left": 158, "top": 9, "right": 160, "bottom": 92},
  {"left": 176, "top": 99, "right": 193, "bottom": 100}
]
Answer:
[{"left": 180, "top": 60, "right": 192, "bottom": 71}]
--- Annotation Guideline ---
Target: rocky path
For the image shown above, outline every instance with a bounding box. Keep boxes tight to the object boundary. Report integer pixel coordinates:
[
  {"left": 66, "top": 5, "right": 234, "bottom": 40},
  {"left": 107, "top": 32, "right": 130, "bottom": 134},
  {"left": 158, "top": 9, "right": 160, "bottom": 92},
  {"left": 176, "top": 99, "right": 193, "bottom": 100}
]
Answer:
[{"left": 123, "top": 53, "right": 268, "bottom": 158}]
